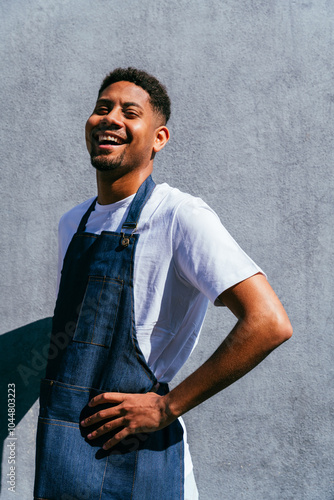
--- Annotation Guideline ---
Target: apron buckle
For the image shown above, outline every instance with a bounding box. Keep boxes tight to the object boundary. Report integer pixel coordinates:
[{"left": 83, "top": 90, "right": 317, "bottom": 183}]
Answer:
[{"left": 121, "top": 233, "right": 130, "bottom": 247}]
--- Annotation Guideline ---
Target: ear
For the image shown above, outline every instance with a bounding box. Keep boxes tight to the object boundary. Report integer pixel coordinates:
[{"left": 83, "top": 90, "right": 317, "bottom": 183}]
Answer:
[{"left": 153, "top": 126, "right": 170, "bottom": 153}]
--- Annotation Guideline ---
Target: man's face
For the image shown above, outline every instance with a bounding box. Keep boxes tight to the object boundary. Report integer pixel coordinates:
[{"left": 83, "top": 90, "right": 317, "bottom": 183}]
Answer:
[{"left": 85, "top": 81, "right": 163, "bottom": 174}]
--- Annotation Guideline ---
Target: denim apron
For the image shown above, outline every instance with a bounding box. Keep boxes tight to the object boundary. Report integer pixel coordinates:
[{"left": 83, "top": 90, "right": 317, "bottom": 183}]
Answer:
[{"left": 34, "top": 176, "right": 184, "bottom": 500}]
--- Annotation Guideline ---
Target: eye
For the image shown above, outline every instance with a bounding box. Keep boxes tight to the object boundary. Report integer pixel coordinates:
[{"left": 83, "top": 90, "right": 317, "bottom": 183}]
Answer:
[
  {"left": 94, "top": 105, "right": 109, "bottom": 115},
  {"left": 124, "top": 109, "right": 139, "bottom": 118}
]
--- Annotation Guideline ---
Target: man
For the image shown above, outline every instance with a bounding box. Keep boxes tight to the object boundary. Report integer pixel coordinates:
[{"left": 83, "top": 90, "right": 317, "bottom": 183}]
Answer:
[{"left": 34, "top": 68, "right": 292, "bottom": 500}]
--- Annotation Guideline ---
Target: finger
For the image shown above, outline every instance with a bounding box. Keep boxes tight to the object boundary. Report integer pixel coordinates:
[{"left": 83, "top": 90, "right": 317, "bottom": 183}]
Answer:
[
  {"left": 88, "top": 392, "right": 126, "bottom": 407},
  {"left": 81, "top": 407, "right": 120, "bottom": 427},
  {"left": 102, "top": 428, "right": 131, "bottom": 450},
  {"left": 87, "top": 417, "right": 125, "bottom": 440}
]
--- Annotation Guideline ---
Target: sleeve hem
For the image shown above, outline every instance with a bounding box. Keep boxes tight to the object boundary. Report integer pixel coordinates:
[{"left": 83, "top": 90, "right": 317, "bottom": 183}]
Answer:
[{"left": 212, "top": 269, "right": 267, "bottom": 307}]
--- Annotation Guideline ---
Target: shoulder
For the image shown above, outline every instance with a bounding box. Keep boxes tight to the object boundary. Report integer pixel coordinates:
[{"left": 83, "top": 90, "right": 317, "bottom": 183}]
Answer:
[
  {"left": 146, "top": 183, "right": 226, "bottom": 250},
  {"left": 149, "top": 183, "right": 218, "bottom": 222},
  {"left": 58, "top": 196, "right": 96, "bottom": 235},
  {"left": 153, "top": 183, "right": 222, "bottom": 233}
]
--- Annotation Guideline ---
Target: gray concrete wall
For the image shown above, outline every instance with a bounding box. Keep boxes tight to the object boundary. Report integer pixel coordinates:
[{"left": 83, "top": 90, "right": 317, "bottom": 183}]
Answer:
[{"left": 1, "top": 1, "right": 333, "bottom": 498}]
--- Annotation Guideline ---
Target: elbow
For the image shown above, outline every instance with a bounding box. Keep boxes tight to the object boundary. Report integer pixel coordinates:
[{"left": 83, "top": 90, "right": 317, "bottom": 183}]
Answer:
[
  {"left": 246, "top": 304, "right": 293, "bottom": 351},
  {"left": 277, "top": 318, "right": 293, "bottom": 344},
  {"left": 267, "top": 310, "right": 293, "bottom": 349}
]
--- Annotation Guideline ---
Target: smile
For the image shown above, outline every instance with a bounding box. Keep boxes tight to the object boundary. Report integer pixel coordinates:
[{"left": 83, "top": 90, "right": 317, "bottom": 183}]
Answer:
[{"left": 96, "top": 133, "right": 126, "bottom": 146}]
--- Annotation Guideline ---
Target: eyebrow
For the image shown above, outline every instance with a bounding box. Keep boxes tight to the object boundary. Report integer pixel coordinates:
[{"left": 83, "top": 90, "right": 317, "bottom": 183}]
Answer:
[
  {"left": 123, "top": 101, "right": 144, "bottom": 110},
  {"left": 96, "top": 99, "right": 144, "bottom": 111}
]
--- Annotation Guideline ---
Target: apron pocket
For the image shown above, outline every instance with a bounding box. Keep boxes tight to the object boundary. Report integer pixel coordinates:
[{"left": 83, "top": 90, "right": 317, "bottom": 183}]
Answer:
[
  {"left": 34, "top": 417, "right": 100, "bottom": 500},
  {"left": 73, "top": 276, "right": 123, "bottom": 347}
]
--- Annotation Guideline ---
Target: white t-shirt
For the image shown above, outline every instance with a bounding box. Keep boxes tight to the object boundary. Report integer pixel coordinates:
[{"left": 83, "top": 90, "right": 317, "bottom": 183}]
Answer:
[
  {"left": 57, "top": 182, "right": 263, "bottom": 496},
  {"left": 58, "top": 183, "right": 263, "bottom": 382}
]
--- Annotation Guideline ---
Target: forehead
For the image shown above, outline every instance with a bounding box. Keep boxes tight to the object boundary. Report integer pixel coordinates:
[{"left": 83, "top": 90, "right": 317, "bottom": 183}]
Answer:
[{"left": 98, "top": 81, "right": 152, "bottom": 110}]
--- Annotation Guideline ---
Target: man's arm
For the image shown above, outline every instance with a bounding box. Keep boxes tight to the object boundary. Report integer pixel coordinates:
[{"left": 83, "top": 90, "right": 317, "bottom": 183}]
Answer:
[{"left": 81, "top": 273, "right": 292, "bottom": 449}]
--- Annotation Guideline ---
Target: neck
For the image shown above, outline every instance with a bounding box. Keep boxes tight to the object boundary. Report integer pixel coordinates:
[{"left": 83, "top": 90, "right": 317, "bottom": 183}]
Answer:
[{"left": 96, "top": 165, "right": 153, "bottom": 205}]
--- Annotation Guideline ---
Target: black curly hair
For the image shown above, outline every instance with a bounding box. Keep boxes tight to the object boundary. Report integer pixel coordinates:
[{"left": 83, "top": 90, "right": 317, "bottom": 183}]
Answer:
[{"left": 98, "top": 67, "right": 171, "bottom": 124}]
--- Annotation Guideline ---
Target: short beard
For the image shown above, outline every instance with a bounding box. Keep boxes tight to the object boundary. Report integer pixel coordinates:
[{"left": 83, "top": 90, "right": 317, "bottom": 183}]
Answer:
[{"left": 90, "top": 151, "right": 126, "bottom": 172}]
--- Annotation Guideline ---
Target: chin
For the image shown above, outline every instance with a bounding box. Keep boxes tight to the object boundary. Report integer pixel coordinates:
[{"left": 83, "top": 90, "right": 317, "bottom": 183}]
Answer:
[{"left": 90, "top": 155, "right": 123, "bottom": 172}]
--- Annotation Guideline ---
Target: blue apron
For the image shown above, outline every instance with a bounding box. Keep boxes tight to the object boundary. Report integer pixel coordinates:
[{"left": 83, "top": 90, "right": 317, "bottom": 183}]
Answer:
[{"left": 34, "top": 176, "right": 184, "bottom": 500}]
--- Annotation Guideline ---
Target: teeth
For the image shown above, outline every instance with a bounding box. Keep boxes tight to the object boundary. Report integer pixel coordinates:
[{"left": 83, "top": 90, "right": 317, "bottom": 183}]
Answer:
[{"left": 98, "top": 134, "right": 123, "bottom": 144}]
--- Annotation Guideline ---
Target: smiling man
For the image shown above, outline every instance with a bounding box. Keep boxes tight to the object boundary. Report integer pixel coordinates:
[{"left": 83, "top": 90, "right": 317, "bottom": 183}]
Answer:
[{"left": 34, "top": 68, "right": 292, "bottom": 500}]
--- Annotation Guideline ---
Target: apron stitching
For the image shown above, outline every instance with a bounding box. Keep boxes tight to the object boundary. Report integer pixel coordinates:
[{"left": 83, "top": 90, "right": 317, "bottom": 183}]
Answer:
[
  {"left": 70, "top": 340, "right": 109, "bottom": 347},
  {"left": 47, "top": 383, "right": 90, "bottom": 392},
  {"left": 90, "top": 276, "right": 107, "bottom": 343},
  {"left": 54, "top": 386, "right": 88, "bottom": 392},
  {"left": 89, "top": 277, "right": 123, "bottom": 284},
  {"left": 74, "top": 283, "right": 91, "bottom": 341},
  {"left": 130, "top": 449, "right": 139, "bottom": 500},
  {"left": 38, "top": 417, "right": 78, "bottom": 425},
  {"left": 38, "top": 421, "right": 79, "bottom": 430},
  {"left": 98, "top": 455, "right": 109, "bottom": 500},
  {"left": 109, "top": 279, "right": 123, "bottom": 343}
]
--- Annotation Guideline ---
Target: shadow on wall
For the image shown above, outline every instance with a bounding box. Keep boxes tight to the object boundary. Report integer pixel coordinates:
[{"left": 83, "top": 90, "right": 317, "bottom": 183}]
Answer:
[{"left": 0, "top": 318, "right": 52, "bottom": 493}]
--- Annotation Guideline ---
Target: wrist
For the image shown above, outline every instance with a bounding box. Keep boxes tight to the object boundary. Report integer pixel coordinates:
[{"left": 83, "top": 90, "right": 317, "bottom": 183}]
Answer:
[{"left": 162, "top": 392, "right": 183, "bottom": 422}]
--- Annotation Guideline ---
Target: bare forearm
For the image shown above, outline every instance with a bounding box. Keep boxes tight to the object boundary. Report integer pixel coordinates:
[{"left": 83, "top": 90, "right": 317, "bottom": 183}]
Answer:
[{"left": 164, "top": 313, "right": 292, "bottom": 421}]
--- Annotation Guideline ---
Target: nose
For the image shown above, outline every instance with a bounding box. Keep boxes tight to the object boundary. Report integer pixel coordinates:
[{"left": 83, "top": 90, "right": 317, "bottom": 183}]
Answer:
[{"left": 100, "top": 107, "right": 124, "bottom": 129}]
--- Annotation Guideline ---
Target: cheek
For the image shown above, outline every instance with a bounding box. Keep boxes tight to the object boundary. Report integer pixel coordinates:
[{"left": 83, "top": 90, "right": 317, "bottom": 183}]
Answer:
[
  {"left": 85, "top": 119, "right": 94, "bottom": 152},
  {"left": 132, "top": 125, "right": 156, "bottom": 148}
]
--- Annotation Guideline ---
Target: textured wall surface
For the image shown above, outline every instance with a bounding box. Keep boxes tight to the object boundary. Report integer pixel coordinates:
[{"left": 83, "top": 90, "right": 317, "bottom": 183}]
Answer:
[{"left": 1, "top": 1, "right": 333, "bottom": 499}]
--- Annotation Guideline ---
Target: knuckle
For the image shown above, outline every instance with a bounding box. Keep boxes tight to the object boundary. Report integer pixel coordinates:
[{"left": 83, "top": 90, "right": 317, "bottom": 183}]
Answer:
[
  {"left": 123, "top": 416, "right": 130, "bottom": 426},
  {"left": 128, "top": 422, "right": 137, "bottom": 432}
]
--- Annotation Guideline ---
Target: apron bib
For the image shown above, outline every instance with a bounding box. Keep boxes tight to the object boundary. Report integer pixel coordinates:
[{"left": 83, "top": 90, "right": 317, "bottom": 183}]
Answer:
[{"left": 34, "top": 176, "right": 184, "bottom": 500}]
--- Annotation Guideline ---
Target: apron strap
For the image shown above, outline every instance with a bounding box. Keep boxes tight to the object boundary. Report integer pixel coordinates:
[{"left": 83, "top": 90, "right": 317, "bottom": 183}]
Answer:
[
  {"left": 76, "top": 198, "right": 98, "bottom": 233},
  {"left": 76, "top": 175, "right": 155, "bottom": 234},
  {"left": 121, "top": 175, "right": 156, "bottom": 231}
]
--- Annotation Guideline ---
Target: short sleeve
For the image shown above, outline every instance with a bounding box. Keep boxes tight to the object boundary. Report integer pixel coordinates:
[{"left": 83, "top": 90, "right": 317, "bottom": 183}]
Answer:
[{"left": 172, "top": 197, "right": 265, "bottom": 305}]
